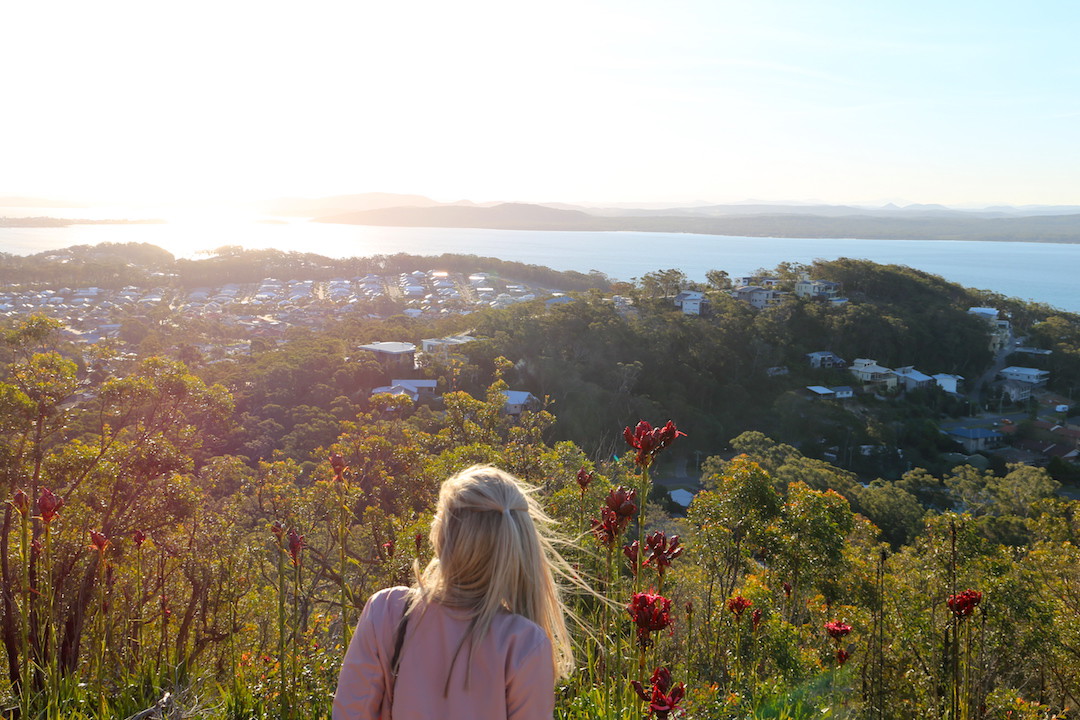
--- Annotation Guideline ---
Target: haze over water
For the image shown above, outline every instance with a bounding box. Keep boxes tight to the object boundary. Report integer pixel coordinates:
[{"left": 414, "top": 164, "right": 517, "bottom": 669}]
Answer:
[{"left": 2, "top": 217, "right": 1078, "bottom": 313}]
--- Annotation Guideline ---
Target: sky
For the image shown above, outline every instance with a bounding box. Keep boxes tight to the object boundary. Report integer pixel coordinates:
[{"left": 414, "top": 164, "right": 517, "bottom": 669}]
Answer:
[{"left": 3, "top": 0, "right": 1080, "bottom": 208}]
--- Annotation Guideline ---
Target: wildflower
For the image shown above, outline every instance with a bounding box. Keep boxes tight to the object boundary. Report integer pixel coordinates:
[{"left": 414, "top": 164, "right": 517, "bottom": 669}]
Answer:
[
  {"left": 133, "top": 530, "right": 147, "bottom": 547},
  {"left": 591, "top": 509, "right": 622, "bottom": 548},
  {"left": 947, "top": 589, "right": 982, "bottom": 618},
  {"left": 10, "top": 489, "right": 29, "bottom": 515},
  {"left": 287, "top": 527, "right": 305, "bottom": 566},
  {"left": 782, "top": 581, "right": 792, "bottom": 599},
  {"left": 727, "top": 595, "right": 752, "bottom": 620},
  {"left": 576, "top": 467, "right": 594, "bottom": 494},
  {"left": 89, "top": 529, "right": 110, "bottom": 554},
  {"left": 330, "top": 453, "right": 348, "bottom": 480},
  {"left": 836, "top": 648, "right": 850, "bottom": 666},
  {"left": 825, "top": 621, "right": 852, "bottom": 640},
  {"left": 414, "top": 532, "right": 424, "bottom": 555},
  {"left": 37, "top": 487, "right": 64, "bottom": 524},
  {"left": 628, "top": 590, "right": 674, "bottom": 649},
  {"left": 382, "top": 540, "right": 395, "bottom": 558},
  {"left": 631, "top": 667, "right": 686, "bottom": 719},
  {"left": 623, "top": 420, "right": 686, "bottom": 468},
  {"left": 270, "top": 520, "right": 285, "bottom": 542},
  {"left": 751, "top": 608, "right": 763, "bottom": 631},
  {"left": 684, "top": 600, "right": 693, "bottom": 616},
  {"left": 643, "top": 531, "right": 682, "bottom": 576},
  {"left": 623, "top": 541, "right": 640, "bottom": 574},
  {"left": 605, "top": 486, "right": 638, "bottom": 527}
]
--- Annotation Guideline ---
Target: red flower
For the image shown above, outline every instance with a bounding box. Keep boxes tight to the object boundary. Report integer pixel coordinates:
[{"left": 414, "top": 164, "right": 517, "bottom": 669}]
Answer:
[
  {"left": 591, "top": 509, "right": 622, "bottom": 548},
  {"left": 89, "top": 529, "right": 110, "bottom": 554},
  {"left": 782, "top": 581, "right": 792, "bottom": 599},
  {"left": 37, "top": 488, "right": 64, "bottom": 524},
  {"left": 631, "top": 667, "right": 686, "bottom": 719},
  {"left": 836, "top": 648, "right": 850, "bottom": 666},
  {"left": 628, "top": 591, "right": 674, "bottom": 649},
  {"left": 414, "top": 532, "right": 424, "bottom": 555},
  {"left": 751, "top": 608, "right": 763, "bottom": 631},
  {"left": 623, "top": 420, "right": 686, "bottom": 468},
  {"left": 286, "top": 527, "right": 305, "bottom": 566},
  {"left": 684, "top": 600, "right": 693, "bottom": 615},
  {"left": 947, "top": 589, "right": 982, "bottom": 618},
  {"left": 825, "top": 621, "right": 852, "bottom": 640},
  {"left": 605, "top": 486, "right": 638, "bottom": 525},
  {"left": 329, "top": 453, "right": 348, "bottom": 480},
  {"left": 10, "top": 489, "right": 29, "bottom": 515},
  {"left": 132, "top": 530, "right": 147, "bottom": 547},
  {"left": 270, "top": 521, "right": 285, "bottom": 542},
  {"left": 643, "top": 531, "right": 683, "bottom": 577},
  {"left": 623, "top": 541, "right": 640, "bottom": 575},
  {"left": 382, "top": 540, "right": 395, "bottom": 558},
  {"left": 727, "top": 595, "right": 752, "bottom": 620},
  {"left": 576, "top": 468, "right": 594, "bottom": 494}
]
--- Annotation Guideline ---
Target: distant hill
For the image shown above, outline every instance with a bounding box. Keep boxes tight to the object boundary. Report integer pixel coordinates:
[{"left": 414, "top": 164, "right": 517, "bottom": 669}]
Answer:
[
  {"left": 316, "top": 202, "right": 1080, "bottom": 243},
  {"left": 262, "top": 193, "right": 446, "bottom": 217},
  {"left": 317, "top": 202, "right": 602, "bottom": 230}
]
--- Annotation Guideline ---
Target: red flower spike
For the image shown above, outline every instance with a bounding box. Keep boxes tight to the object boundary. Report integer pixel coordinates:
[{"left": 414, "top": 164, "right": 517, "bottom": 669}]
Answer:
[
  {"left": 825, "top": 621, "right": 852, "bottom": 640},
  {"left": 947, "top": 589, "right": 982, "bottom": 618},
  {"left": 89, "top": 530, "right": 110, "bottom": 554},
  {"left": 727, "top": 595, "right": 752, "bottom": 619},
  {"left": 286, "top": 527, "right": 305, "bottom": 566},
  {"left": 270, "top": 521, "right": 285, "bottom": 542},
  {"left": 605, "top": 486, "right": 638, "bottom": 526},
  {"left": 10, "top": 489, "right": 29, "bottom": 515},
  {"left": 643, "top": 531, "right": 683, "bottom": 577},
  {"left": 684, "top": 600, "right": 693, "bottom": 615},
  {"left": 414, "top": 532, "right": 424, "bottom": 555},
  {"left": 836, "top": 648, "right": 850, "bottom": 666},
  {"left": 623, "top": 541, "right": 640, "bottom": 575},
  {"left": 329, "top": 453, "right": 348, "bottom": 480},
  {"left": 37, "top": 488, "right": 64, "bottom": 524},
  {"left": 576, "top": 468, "right": 594, "bottom": 493},
  {"left": 382, "top": 540, "right": 395, "bottom": 558},
  {"left": 623, "top": 420, "right": 686, "bottom": 468},
  {"left": 632, "top": 666, "right": 686, "bottom": 719},
  {"left": 782, "top": 581, "right": 792, "bottom": 598},
  {"left": 627, "top": 591, "right": 674, "bottom": 649},
  {"left": 752, "top": 608, "right": 763, "bottom": 630},
  {"left": 591, "top": 509, "right": 622, "bottom": 549},
  {"left": 133, "top": 530, "right": 147, "bottom": 547}
]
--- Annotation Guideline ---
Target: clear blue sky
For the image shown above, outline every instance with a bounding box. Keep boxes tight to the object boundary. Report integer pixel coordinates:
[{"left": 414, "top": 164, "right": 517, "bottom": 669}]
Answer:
[{"left": 3, "top": 0, "right": 1079, "bottom": 207}]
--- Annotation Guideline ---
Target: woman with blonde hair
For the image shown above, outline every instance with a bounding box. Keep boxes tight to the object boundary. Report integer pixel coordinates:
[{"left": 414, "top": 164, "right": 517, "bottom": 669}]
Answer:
[{"left": 333, "top": 464, "right": 576, "bottom": 719}]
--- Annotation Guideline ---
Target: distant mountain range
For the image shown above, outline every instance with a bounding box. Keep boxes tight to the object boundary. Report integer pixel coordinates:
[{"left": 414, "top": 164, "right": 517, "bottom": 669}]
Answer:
[{"left": 300, "top": 193, "right": 1080, "bottom": 243}]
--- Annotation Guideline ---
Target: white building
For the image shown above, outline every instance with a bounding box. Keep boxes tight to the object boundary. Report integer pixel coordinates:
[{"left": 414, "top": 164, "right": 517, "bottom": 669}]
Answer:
[
  {"left": 894, "top": 366, "right": 934, "bottom": 391},
  {"left": 933, "top": 374, "right": 964, "bottom": 394},
  {"left": 1000, "top": 366, "right": 1050, "bottom": 385},
  {"left": 849, "top": 358, "right": 898, "bottom": 391}
]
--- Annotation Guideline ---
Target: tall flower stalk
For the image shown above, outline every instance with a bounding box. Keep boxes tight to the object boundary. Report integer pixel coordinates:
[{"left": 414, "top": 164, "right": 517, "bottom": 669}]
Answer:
[
  {"left": 623, "top": 420, "right": 685, "bottom": 587},
  {"left": 330, "top": 453, "right": 352, "bottom": 647}
]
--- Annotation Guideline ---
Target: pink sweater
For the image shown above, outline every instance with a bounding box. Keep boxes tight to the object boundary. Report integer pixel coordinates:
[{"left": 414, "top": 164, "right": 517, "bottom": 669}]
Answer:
[{"left": 333, "top": 586, "right": 555, "bottom": 720}]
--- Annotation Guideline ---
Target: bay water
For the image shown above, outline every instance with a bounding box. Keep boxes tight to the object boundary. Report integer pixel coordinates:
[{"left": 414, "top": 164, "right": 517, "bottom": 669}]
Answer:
[{"left": 1, "top": 216, "right": 1078, "bottom": 312}]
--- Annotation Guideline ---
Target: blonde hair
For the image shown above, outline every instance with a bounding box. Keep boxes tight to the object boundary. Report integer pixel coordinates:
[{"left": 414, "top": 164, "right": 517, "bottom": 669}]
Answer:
[{"left": 410, "top": 464, "right": 574, "bottom": 688}]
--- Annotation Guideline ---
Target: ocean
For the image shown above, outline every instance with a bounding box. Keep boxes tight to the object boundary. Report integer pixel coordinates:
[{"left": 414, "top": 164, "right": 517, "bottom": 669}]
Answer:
[{"left": 1, "top": 214, "right": 1078, "bottom": 312}]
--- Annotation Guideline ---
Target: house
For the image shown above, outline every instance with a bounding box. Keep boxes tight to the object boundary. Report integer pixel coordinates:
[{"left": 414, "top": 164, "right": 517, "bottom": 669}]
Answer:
[
  {"left": 421, "top": 334, "right": 475, "bottom": 355},
  {"left": 933, "top": 374, "right": 964, "bottom": 394},
  {"left": 894, "top": 366, "right": 933, "bottom": 391},
  {"left": 673, "top": 290, "right": 707, "bottom": 316},
  {"left": 794, "top": 278, "right": 841, "bottom": 301},
  {"left": 358, "top": 341, "right": 417, "bottom": 370},
  {"left": 946, "top": 427, "right": 1005, "bottom": 453},
  {"left": 968, "top": 307, "right": 1012, "bottom": 352},
  {"left": 731, "top": 286, "right": 784, "bottom": 310},
  {"left": 545, "top": 295, "right": 575, "bottom": 308},
  {"left": 1000, "top": 366, "right": 1050, "bottom": 385},
  {"left": 806, "top": 386, "right": 835, "bottom": 398},
  {"left": 806, "top": 351, "right": 845, "bottom": 369},
  {"left": 849, "top": 358, "right": 898, "bottom": 391},
  {"left": 1001, "top": 380, "right": 1033, "bottom": 403},
  {"left": 371, "top": 383, "right": 421, "bottom": 402},
  {"left": 391, "top": 379, "right": 438, "bottom": 399},
  {"left": 502, "top": 390, "right": 540, "bottom": 416},
  {"left": 831, "top": 386, "right": 854, "bottom": 399}
]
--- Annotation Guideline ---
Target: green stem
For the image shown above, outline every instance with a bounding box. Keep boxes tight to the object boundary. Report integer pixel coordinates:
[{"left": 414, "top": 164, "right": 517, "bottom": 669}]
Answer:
[{"left": 277, "top": 543, "right": 287, "bottom": 720}]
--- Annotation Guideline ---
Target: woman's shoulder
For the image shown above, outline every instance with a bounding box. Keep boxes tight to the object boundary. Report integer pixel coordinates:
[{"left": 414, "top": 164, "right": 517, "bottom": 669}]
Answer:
[
  {"left": 363, "top": 586, "right": 412, "bottom": 618},
  {"left": 493, "top": 611, "right": 551, "bottom": 654}
]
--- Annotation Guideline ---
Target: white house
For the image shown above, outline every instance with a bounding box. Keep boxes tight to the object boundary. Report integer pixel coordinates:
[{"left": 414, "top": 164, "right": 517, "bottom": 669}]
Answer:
[
  {"left": 673, "top": 290, "right": 706, "bottom": 316},
  {"left": 831, "top": 386, "right": 854, "bottom": 399},
  {"left": 358, "top": 341, "right": 417, "bottom": 370},
  {"left": 849, "top": 358, "right": 898, "bottom": 391},
  {"left": 421, "top": 334, "right": 475, "bottom": 355},
  {"left": 391, "top": 379, "right": 438, "bottom": 399},
  {"left": 1000, "top": 366, "right": 1050, "bottom": 385},
  {"left": 894, "top": 366, "right": 934, "bottom": 391},
  {"left": 731, "top": 286, "right": 784, "bottom": 310},
  {"left": 502, "top": 390, "right": 540, "bottom": 416},
  {"left": 794, "top": 279, "right": 841, "bottom": 301},
  {"left": 933, "top": 374, "right": 964, "bottom": 394},
  {"left": 806, "top": 386, "right": 835, "bottom": 398}
]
